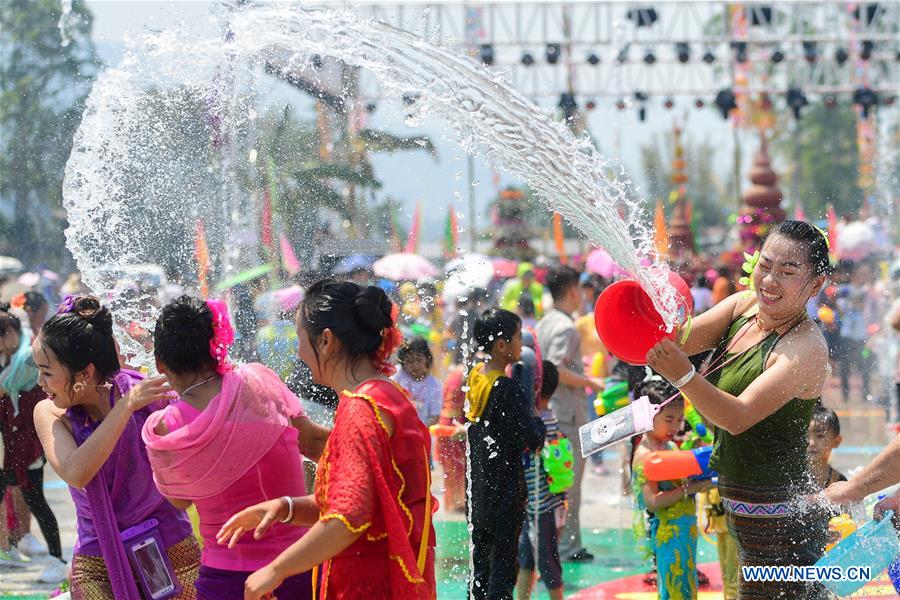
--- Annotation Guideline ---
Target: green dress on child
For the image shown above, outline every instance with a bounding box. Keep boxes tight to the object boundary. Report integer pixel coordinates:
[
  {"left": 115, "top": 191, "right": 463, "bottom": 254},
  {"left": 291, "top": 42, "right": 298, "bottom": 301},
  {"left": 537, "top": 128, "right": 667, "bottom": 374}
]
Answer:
[{"left": 632, "top": 442, "right": 699, "bottom": 600}]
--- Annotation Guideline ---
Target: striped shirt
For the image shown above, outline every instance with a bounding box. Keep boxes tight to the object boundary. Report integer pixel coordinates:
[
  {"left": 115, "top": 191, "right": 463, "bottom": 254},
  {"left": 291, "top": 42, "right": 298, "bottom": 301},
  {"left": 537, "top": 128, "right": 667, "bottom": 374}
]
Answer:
[{"left": 523, "top": 409, "right": 567, "bottom": 516}]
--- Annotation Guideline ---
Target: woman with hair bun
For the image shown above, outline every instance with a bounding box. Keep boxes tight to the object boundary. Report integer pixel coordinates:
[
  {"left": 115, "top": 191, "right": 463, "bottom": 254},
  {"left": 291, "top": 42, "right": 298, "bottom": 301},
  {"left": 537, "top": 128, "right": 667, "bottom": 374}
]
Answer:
[
  {"left": 142, "top": 296, "right": 330, "bottom": 599},
  {"left": 218, "top": 279, "right": 437, "bottom": 600},
  {"left": 646, "top": 220, "right": 834, "bottom": 599},
  {"left": 32, "top": 295, "right": 201, "bottom": 600}
]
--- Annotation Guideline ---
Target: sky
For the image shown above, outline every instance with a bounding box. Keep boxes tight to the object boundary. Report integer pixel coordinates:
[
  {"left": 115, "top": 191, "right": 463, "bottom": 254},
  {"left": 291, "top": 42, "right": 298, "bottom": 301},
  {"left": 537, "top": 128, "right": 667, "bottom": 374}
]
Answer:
[{"left": 85, "top": 0, "right": 758, "bottom": 243}]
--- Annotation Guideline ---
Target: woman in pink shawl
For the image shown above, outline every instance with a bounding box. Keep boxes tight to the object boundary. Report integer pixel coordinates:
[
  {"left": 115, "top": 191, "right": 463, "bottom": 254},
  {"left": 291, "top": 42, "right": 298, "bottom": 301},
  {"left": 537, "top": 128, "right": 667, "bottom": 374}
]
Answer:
[{"left": 142, "top": 296, "right": 330, "bottom": 600}]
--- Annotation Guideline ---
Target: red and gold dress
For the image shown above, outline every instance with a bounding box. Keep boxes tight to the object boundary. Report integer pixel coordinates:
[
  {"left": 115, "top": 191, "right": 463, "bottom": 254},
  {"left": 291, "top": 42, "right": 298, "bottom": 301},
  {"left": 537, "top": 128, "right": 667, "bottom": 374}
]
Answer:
[{"left": 314, "top": 379, "right": 437, "bottom": 600}]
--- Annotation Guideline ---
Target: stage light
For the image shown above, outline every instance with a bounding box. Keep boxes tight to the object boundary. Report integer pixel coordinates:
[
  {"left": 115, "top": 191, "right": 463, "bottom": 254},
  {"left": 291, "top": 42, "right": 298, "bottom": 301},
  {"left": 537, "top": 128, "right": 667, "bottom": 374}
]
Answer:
[
  {"left": 786, "top": 88, "right": 809, "bottom": 119},
  {"left": 803, "top": 41, "right": 817, "bottom": 63},
  {"left": 853, "top": 3, "right": 883, "bottom": 26},
  {"left": 587, "top": 52, "right": 600, "bottom": 66},
  {"left": 311, "top": 54, "right": 323, "bottom": 69},
  {"left": 835, "top": 47, "right": 849, "bottom": 65},
  {"left": 638, "top": 107, "right": 647, "bottom": 122},
  {"left": 664, "top": 97, "right": 675, "bottom": 109},
  {"left": 861, "top": 40, "right": 874, "bottom": 61},
  {"left": 853, "top": 86, "right": 879, "bottom": 118},
  {"left": 695, "top": 98, "right": 705, "bottom": 109},
  {"left": 365, "top": 102, "right": 377, "bottom": 113},
  {"left": 479, "top": 44, "right": 495, "bottom": 66},
  {"left": 824, "top": 94, "right": 838, "bottom": 108},
  {"left": 676, "top": 43, "right": 690, "bottom": 64},
  {"left": 770, "top": 48, "right": 785, "bottom": 64},
  {"left": 714, "top": 88, "right": 737, "bottom": 119},
  {"left": 643, "top": 50, "right": 657, "bottom": 65},
  {"left": 521, "top": 52, "right": 535, "bottom": 66},
  {"left": 702, "top": 49, "right": 716, "bottom": 64},
  {"left": 546, "top": 43, "right": 561, "bottom": 65},
  {"left": 634, "top": 91, "right": 649, "bottom": 103},
  {"left": 616, "top": 98, "right": 627, "bottom": 110},
  {"left": 750, "top": 5, "right": 773, "bottom": 26},
  {"left": 617, "top": 45, "right": 630, "bottom": 64},
  {"left": 558, "top": 92, "right": 578, "bottom": 122},
  {"left": 585, "top": 99, "right": 597, "bottom": 111},
  {"left": 627, "top": 7, "right": 658, "bottom": 28},
  {"left": 731, "top": 42, "right": 748, "bottom": 63}
]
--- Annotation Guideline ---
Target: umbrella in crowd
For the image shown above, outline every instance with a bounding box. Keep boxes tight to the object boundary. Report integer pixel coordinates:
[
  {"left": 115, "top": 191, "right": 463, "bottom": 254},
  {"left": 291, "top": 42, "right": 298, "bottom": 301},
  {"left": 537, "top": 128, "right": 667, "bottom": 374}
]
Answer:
[
  {"left": 373, "top": 253, "right": 438, "bottom": 282},
  {"left": 0, "top": 256, "right": 24, "bottom": 274},
  {"left": 491, "top": 257, "right": 519, "bottom": 279},
  {"left": 255, "top": 285, "right": 304, "bottom": 317},
  {"left": 585, "top": 248, "right": 628, "bottom": 279},
  {"left": 443, "top": 255, "right": 495, "bottom": 301},
  {"left": 334, "top": 254, "right": 378, "bottom": 275}
]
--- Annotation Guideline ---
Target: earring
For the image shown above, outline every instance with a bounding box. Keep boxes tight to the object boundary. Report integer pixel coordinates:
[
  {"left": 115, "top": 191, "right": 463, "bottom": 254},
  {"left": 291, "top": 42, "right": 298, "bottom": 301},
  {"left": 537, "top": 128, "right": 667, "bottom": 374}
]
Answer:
[{"left": 73, "top": 381, "right": 85, "bottom": 394}]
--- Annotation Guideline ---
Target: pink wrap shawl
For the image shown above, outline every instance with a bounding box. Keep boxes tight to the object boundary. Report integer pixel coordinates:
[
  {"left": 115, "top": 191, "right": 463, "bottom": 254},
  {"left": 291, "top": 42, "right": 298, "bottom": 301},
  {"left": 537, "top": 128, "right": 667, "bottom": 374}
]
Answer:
[{"left": 142, "top": 363, "right": 303, "bottom": 500}]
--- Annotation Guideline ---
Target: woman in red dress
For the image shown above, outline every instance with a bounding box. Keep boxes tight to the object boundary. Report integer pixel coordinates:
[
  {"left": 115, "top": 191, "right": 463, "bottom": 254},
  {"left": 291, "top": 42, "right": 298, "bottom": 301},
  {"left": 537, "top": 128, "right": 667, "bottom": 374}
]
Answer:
[{"left": 217, "top": 280, "right": 436, "bottom": 600}]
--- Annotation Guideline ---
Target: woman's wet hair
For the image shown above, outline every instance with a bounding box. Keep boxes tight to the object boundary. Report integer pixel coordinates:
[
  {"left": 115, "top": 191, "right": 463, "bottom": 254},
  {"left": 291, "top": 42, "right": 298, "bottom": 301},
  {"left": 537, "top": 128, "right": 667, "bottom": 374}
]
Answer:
[
  {"left": 299, "top": 279, "right": 394, "bottom": 364},
  {"left": 398, "top": 336, "right": 433, "bottom": 369},
  {"left": 153, "top": 295, "right": 217, "bottom": 375},
  {"left": 764, "top": 220, "right": 832, "bottom": 278},
  {"left": 22, "top": 291, "right": 48, "bottom": 312},
  {"left": 41, "top": 296, "right": 119, "bottom": 384},
  {"left": 0, "top": 304, "right": 21, "bottom": 337}
]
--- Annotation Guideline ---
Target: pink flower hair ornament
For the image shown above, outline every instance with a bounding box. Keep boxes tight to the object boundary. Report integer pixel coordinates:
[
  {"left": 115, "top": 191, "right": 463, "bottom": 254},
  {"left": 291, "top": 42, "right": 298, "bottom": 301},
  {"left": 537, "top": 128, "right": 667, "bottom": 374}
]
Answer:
[{"left": 207, "top": 299, "right": 235, "bottom": 375}]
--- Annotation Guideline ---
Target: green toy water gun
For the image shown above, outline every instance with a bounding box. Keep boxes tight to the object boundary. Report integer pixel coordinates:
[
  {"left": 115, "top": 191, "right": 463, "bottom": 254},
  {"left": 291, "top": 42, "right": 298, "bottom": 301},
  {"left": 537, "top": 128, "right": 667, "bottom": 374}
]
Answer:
[
  {"left": 593, "top": 378, "right": 629, "bottom": 416},
  {"left": 683, "top": 396, "right": 713, "bottom": 445},
  {"left": 541, "top": 437, "right": 575, "bottom": 494}
]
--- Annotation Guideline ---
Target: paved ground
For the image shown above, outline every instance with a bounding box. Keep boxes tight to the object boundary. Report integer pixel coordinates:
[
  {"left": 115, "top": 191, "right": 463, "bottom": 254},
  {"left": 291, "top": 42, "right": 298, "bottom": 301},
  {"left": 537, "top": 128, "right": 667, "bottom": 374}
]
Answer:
[{"left": 1, "top": 375, "right": 894, "bottom": 598}]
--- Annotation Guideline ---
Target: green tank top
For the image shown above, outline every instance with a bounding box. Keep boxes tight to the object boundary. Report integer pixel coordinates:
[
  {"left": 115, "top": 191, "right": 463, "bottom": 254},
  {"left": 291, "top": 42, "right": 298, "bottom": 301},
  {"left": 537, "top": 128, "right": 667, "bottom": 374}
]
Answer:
[{"left": 707, "top": 315, "right": 817, "bottom": 491}]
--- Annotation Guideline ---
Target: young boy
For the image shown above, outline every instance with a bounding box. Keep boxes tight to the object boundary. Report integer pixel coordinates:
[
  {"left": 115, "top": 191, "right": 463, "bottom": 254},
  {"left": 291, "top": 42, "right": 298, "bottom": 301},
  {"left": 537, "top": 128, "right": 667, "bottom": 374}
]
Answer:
[
  {"left": 516, "top": 361, "right": 567, "bottom": 600},
  {"left": 467, "top": 308, "right": 546, "bottom": 600},
  {"left": 807, "top": 404, "right": 847, "bottom": 492}
]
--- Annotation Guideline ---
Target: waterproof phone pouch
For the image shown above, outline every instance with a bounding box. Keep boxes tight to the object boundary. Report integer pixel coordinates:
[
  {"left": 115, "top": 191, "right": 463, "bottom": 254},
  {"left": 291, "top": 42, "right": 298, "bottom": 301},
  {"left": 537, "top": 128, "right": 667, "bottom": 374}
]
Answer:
[
  {"left": 578, "top": 395, "right": 657, "bottom": 457},
  {"left": 120, "top": 519, "right": 180, "bottom": 600}
]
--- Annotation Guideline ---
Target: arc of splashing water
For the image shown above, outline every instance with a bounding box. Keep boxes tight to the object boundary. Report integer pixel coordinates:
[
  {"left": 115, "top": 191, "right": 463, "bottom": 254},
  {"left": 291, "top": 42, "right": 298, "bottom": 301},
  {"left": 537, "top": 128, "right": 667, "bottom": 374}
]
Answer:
[
  {"left": 63, "top": 4, "right": 678, "bottom": 367},
  {"left": 236, "top": 7, "right": 678, "bottom": 322}
]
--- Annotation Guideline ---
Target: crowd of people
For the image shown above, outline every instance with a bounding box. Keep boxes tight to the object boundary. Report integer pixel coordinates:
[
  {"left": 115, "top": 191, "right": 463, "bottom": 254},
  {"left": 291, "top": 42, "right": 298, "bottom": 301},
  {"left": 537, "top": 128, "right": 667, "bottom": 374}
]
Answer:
[{"left": 0, "top": 218, "right": 898, "bottom": 600}]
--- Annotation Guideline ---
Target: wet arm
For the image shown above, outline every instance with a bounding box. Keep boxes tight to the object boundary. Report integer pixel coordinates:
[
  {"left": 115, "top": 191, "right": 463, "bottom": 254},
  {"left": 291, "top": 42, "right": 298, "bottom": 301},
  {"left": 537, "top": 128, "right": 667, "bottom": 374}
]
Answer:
[
  {"left": 34, "top": 399, "right": 135, "bottom": 489},
  {"left": 680, "top": 293, "right": 751, "bottom": 356},
  {"left": 292, "top": 415, "right": 331, "bottom": 462}
]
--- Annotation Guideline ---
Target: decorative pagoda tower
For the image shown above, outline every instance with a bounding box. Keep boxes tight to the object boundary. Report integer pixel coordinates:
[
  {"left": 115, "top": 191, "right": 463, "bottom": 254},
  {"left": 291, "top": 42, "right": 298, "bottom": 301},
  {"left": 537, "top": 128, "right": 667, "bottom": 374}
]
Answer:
[
  {"left": 490, "top": 187, "right": 535, "bottom": 261},
  {"left": 739, "top": 134, "right": 785, "bottom": 251},
  {"left": 667, "top": 127, "right": 695, "bottom": 257}
]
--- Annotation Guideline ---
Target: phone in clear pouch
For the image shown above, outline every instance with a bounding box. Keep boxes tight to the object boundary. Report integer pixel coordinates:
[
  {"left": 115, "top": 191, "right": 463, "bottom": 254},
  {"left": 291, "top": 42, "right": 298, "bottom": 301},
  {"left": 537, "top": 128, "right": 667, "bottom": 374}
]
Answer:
[
  {"left": 578, "top": 395, "right": 658, "bottom": 457},
  {"left": 121, "top": 518, "right": 180, "bottom": 600}
]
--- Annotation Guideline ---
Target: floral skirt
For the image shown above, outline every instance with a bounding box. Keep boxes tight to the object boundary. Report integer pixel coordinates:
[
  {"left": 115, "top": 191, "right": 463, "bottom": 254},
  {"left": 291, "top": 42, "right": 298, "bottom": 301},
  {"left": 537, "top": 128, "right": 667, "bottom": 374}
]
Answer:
[{"left": 71, "top": 535, "right": 201, "bottom": 600}]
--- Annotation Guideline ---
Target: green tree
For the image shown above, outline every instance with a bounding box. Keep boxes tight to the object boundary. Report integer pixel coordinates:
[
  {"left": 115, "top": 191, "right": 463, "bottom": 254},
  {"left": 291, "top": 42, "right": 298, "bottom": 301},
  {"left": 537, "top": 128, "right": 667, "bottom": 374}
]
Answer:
[
  {"left": 0, "top": 0, "right": 99, "bottom": 265},
  {"left": 773, "top": 104, "right": 862, "bottom": 218}
]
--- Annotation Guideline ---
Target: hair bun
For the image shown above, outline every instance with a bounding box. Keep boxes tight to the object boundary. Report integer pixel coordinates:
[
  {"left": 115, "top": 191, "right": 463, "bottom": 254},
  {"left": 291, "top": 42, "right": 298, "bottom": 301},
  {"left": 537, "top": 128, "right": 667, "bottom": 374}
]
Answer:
[
  {"left": 351, "top": 286, "right": 393, "bottom": 334},
  {"left": 73, "top": 296, "right": 113, "bottom": 335}
]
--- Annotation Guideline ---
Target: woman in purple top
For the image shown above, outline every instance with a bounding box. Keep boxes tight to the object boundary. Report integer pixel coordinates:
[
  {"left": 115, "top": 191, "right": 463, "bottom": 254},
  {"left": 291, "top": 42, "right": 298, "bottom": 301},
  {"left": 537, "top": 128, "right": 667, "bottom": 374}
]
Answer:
[{"left": 33, "top": 295, "right": 200, "bottom": 600}]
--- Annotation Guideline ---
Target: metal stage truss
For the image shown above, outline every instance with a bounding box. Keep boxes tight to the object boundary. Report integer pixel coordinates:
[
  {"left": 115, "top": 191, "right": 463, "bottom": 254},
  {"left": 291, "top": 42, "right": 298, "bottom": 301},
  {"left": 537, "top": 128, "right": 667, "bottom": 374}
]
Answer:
[{"left": 304, "top": 1, "right": 899, "bottom": 100}]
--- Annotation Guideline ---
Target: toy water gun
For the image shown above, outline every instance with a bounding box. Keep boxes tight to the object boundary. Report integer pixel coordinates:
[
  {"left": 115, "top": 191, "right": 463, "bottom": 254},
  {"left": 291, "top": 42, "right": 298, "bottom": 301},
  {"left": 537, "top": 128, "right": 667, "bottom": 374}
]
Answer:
[
  {"left": 825, "top": 514, "right": 857, "bottom": 552},
  {"left": 683, "top": 397, "right": 714, "bottom": 445},
  {"left": 541, "top": 438, "right": 575, "bottom": 494},
  {"left": 589, "top": 352, "right": 605, "bottom": 377},
  {"left": 593, "top": 378, "right": 629, "bottom": 416},
  {"left": 644, "top": 446, "right": 717, "bottom": 482}
]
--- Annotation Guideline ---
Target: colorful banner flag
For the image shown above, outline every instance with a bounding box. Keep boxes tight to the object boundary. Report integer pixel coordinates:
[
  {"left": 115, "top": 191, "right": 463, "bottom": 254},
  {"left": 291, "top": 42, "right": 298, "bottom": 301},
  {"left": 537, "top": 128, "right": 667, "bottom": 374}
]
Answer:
[
  {"left": 444, "top": 206, "right": 459, "bottom": 258},
  {"left": 553, "top": 212, "right": 567, "bottom": 263},
  {"left": 279, "top": 232, "right": 301, "bottom": 276},
  {"left": 404, "top": 203, "right": 421, "bottom": 254},
  {"left": 653, "top": 200, "right": 669, "bottom": 258},
  {"left": 194, "top": 218, "right": 210, "bottom": 298},
  {"left": 826, "top": 205, "right": 839, "bottom": 257},
  {"left": 261, "top": 188, "right": 274, "bottom": 252}
]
